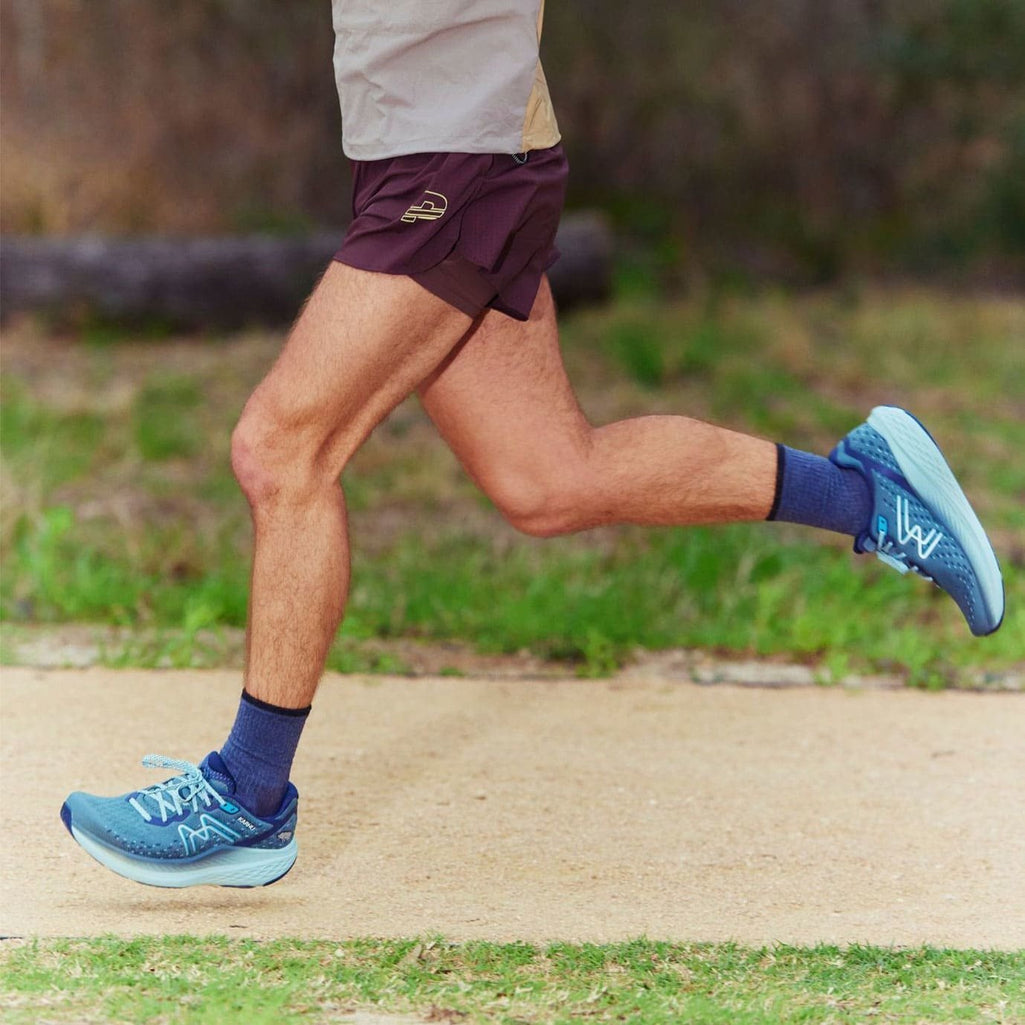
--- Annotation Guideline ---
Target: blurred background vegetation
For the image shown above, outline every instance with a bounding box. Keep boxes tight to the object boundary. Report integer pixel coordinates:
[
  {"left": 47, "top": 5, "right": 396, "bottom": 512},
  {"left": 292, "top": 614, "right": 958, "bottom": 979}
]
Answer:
[
  {"left": 2, "top": 0, "right": 1024, "bottom": 284},
  {"left": 2, "top": 1, "right": 1022, "bottom": 682}
]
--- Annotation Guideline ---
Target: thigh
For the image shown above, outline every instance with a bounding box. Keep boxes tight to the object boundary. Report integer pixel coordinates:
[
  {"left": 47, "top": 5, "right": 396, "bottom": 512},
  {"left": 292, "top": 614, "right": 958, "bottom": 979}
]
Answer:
[
  {"left": 417, "top": 277, "right": 592, "bottom": 493},
  {"left": 244, "top": 261, "right": 476, "bottom": 471}
]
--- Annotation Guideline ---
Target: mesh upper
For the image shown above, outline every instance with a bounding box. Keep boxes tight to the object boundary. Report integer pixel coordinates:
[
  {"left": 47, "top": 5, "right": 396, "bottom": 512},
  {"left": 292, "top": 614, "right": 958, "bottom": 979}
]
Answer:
[{"left": 66, "top": 770, "right": 298, "bottom": 862}]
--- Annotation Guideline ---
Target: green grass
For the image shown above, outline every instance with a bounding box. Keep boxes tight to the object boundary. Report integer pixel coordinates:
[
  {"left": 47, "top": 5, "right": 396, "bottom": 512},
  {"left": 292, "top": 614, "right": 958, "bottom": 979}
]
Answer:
[
  {"left": 0, "top": 379, "right": 107, "bottom": 488},
  {"left": 133, "top": 375, "right": 203, "bottom": 461},
  {"left": 1, "top": 288, "right": 1022, "bottom": 684},
  {"left": 1, "top": 937, "right": 1022, "bottom": 1025},
  {"left": 341, "top": 526, "right": 1023, "bottom": 683},
  {"left": 3, "top": 505, "right": 1020, "bottom": 682}
]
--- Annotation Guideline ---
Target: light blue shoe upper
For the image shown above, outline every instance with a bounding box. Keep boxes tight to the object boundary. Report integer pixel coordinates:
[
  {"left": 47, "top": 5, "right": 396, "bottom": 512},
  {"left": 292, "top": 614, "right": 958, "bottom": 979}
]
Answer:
[
  {"left": 63, "top": 754, "right": 298, "bottom": 863},
  {"left": 831, "top": 406, "right": 1004, "bottom": 637}
]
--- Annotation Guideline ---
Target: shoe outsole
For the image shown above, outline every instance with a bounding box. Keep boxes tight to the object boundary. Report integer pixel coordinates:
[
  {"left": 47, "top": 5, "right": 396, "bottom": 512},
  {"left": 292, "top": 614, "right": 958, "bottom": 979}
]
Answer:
[{"left": 63, "top": 805, "right": 298, "bottom": 888}]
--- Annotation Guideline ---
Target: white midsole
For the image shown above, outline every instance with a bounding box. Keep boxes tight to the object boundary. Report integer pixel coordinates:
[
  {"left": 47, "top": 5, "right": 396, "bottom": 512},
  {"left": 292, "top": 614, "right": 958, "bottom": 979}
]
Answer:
[
  {"left": 71, "top": 825, "right": 297, "bottom": 888},
  {"left": 868, "top": 406, "right": 1003, "bottom": 623}
]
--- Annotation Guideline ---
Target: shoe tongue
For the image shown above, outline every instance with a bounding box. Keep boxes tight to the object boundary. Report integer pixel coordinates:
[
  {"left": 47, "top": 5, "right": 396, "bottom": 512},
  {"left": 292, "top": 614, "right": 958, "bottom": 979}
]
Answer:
[{"left": 199, "top": 751, "right": 236, "bottom": 795}]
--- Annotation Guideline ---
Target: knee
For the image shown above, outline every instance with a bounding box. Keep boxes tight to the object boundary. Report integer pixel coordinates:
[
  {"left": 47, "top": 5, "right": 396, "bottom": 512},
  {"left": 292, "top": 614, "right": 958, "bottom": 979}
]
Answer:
[
  {"left": 231, "top": 404, "right": 279, "bottom": 507},
  {"left": 487, "top": 469, "right": 584, "bottom": 539},
  {"left": 230, "top": 398, "right": 323, "bottom": 509}
]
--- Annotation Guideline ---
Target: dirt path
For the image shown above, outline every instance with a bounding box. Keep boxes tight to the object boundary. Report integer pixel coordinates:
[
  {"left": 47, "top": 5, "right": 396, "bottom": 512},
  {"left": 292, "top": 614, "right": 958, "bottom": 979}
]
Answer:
[{"left": 2, "top": 667, "right": 1023, "bottom": 948}]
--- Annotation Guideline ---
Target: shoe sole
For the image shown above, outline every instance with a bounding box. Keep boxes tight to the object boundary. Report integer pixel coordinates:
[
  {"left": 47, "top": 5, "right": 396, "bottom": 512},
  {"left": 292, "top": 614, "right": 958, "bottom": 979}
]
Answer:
[
  {"left": 68, "top": 822, "right": 298, "bottom": 888},
  {"left": 867, "top": 406, "right": 1004, "bottom": 635}
]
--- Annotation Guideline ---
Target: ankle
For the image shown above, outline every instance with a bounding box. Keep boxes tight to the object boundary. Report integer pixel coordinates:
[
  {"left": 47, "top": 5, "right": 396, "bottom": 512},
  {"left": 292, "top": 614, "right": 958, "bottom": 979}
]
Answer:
[
  {"left": 768, "top": 445, "right": 872, "bottom": 537},
  {"left": 220, "top": 691, "right": 310, "bottom": 818}
]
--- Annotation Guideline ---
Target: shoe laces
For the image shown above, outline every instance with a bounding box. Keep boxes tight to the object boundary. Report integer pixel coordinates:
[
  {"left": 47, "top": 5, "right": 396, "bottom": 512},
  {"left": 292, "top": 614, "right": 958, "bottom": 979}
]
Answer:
[
  {"left": 128, "top": 755, "right": 233, "bottom": 824},
  {"left": 866, "top": 535, "right": 935, "bottom": 583}
]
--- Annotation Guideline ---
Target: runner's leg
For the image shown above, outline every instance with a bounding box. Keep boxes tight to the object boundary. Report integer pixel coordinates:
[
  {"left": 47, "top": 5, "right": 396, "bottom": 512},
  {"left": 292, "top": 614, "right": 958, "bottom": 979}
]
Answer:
[
  {"left": 232, "top": 262, "right": 476, "bottom": 710},
  {"left": 419, "top": 277, "right": 778, "bottom": 536},
  {"left": 59, "top": 262, "right": 480, "bottom": 881}
]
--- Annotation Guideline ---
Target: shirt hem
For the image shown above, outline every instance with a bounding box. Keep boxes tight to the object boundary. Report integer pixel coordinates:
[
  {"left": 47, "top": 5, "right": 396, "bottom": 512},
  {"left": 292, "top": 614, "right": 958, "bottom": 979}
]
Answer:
[{"left": 342, "top": 131, "right": 562, "bottom": 163}]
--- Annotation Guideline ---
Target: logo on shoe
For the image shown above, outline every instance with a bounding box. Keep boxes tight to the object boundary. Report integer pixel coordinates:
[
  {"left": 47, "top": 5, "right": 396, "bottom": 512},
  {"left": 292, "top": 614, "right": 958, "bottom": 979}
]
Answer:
[
  {"left": 895, "top": 495, "right": 943, "bottom": 560},
  {"left": 401, "top": 190, "right": 448, "bottom": 223},
  {"left": 178, "top": 814, "right": 241, "bottom": 855}
]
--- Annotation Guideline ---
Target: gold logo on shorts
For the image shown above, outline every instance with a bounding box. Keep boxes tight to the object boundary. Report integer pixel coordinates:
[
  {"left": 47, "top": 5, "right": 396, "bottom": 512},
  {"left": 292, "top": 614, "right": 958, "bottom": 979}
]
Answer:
[{"left": 401, "top": 190, "right": 448, "bottom": 223}]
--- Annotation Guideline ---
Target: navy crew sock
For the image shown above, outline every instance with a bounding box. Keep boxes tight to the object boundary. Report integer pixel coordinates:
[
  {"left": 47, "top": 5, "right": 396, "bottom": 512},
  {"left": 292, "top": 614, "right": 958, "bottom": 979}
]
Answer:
[
  {"left": 219, "top": 691, "right": 310, "bottom": 818},
  {"left": 767, "top": 444, "right": 872, "bottom": 537}
]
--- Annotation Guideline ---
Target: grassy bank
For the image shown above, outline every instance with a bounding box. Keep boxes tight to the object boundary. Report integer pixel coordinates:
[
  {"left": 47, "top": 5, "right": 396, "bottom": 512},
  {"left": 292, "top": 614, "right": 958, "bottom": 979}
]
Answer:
[
  {"left": 2, "top": 937, "right": 1022, "bottom": 1025},
  {"left": 1, "top": 288, "right": 1022, "bottom": 683}
]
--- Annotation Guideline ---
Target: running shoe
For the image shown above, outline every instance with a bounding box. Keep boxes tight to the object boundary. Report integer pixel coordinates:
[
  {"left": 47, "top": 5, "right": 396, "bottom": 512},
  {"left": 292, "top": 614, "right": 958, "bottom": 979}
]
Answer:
[
  {"left": 60, "top": 752, "right": 298, "bottom": 888},
  {"left": 830, "top": 405, "right": 1004, "bottom": 636}
]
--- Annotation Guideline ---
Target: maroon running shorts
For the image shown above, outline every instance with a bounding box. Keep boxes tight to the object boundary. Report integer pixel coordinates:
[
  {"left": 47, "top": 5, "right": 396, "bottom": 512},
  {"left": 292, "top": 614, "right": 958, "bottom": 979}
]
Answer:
[{"left": 334, "top": 144, "right": 568, "bottom": 321}]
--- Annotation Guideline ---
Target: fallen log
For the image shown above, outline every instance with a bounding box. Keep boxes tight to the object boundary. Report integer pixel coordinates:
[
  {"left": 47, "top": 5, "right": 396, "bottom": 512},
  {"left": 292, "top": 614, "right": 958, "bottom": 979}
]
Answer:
[{"left": 0, "top": 213, "right": 612, "bottom": 330}]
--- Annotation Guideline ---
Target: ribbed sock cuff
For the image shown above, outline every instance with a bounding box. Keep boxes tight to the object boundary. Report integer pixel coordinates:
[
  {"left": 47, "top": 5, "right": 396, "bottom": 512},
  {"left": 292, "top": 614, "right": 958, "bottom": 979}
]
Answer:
[
  {"left": 240, "top": 690, "right": 311, "bottom": 717},
  {"left": 766, "top": 443, "right": 786, "bottom": 521}
]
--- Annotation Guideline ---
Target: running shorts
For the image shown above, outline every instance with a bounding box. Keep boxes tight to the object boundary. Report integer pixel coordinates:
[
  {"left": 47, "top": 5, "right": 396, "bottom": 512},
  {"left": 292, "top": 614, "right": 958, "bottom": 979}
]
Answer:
[{"left": 334, "top": 144, "right": 568, "bottom": 321}]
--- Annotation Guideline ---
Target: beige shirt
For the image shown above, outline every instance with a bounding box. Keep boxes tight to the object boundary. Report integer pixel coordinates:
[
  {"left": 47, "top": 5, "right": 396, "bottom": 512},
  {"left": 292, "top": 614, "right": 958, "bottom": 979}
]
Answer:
[{"left": 332, "top": 0, "right": 560, "bottom": 160}]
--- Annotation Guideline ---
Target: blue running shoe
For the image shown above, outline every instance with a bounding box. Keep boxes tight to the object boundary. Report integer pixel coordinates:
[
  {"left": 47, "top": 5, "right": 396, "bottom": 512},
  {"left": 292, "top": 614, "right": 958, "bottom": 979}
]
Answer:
[
  {"left": 831, "top": 405, "right": 1004, "bottom": 636},
  {"left": 60, "top": 753, "right": 298, "bottom": 888}
]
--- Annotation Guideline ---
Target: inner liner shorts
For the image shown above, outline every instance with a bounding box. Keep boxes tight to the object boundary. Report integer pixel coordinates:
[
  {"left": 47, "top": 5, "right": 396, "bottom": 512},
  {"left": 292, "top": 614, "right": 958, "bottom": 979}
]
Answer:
[{"left": 334, "top": 144, "right": 569, "bottom": 322}]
